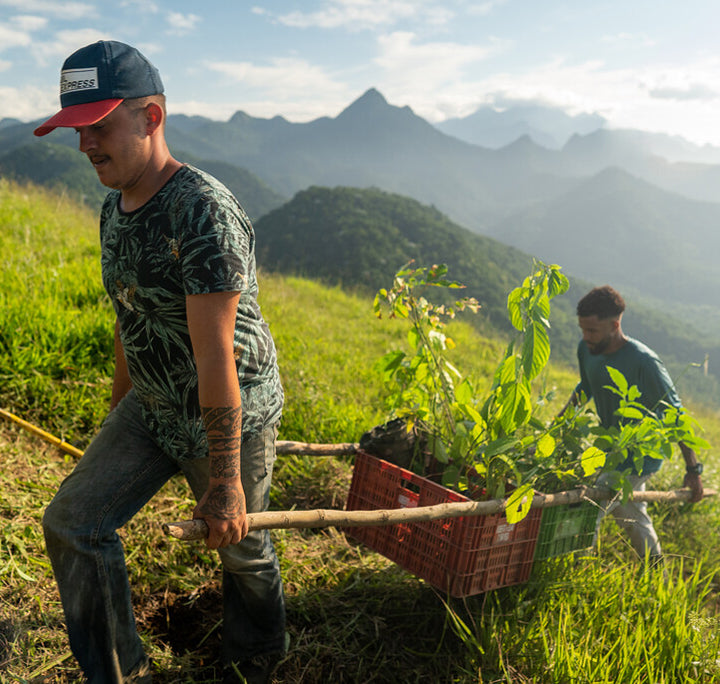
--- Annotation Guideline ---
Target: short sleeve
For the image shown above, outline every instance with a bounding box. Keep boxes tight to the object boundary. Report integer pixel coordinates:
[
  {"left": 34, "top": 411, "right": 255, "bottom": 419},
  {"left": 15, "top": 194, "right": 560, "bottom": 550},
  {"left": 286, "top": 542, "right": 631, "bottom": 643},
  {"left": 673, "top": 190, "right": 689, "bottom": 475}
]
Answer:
[{"left": 178, "top": 193, "right": 252, "bottom": 296}]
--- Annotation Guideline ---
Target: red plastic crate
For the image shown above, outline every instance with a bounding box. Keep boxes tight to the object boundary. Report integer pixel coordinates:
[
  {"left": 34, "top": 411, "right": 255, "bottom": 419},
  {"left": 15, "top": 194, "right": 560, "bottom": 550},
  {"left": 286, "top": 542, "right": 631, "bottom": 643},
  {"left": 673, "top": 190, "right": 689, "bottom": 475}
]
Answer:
[{"left": 344, "top": 451, "right": 541, "bottom": 597}]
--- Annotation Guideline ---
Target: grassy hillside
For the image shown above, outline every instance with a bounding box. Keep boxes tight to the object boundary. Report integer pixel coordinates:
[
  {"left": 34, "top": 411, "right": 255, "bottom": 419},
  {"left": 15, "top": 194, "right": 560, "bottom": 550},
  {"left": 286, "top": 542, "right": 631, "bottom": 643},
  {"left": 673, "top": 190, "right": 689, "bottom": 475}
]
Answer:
[{"left": 2, "top": 181, "right": 719, "bottom": 683}]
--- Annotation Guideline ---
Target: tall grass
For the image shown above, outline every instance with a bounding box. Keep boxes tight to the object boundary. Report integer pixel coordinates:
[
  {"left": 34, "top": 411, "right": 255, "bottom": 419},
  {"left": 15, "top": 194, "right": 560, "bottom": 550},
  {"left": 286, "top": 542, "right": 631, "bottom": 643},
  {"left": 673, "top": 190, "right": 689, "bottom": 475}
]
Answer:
[
  {"left": 1, "top": 179, "right": 718, "bottom": 683},
  {"left": 0, "top": 179, "right": 113, "bottom": 441}
]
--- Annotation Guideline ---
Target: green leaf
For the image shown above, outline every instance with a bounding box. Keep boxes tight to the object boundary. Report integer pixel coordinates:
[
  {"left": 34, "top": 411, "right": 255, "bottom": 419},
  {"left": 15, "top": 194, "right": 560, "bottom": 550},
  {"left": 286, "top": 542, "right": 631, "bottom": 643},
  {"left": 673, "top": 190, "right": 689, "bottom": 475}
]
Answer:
[
  {"left": 548, "top": 268, "right": 569, "bottom": 298},
  {"left": 499, "top": 381, "right": 532, "bottom": 433},
  {"left": 615, "top": 406, "right": 645, "bottom": 420},
  {"left": 521, "top": 321, "right": 550, "bottom": 380},
  {"left": 580, "top": 446, "right": 606, "bottom": 476},
  {"left": 407, "top": 327, "right": 420, "bottom": 349},
  {"left": 507, "top": 288, "right": 524, "bottom": 331},
  {"left": 497, "top": 356, "right": 517, "bottom": 386},
  {"left": 536, "top": 433, "right": 556, "bottom": 458},
  {"left": 483, "top": 436, "right": 517, "bottom": 457},
  {"left": 431, "top": 435, "right": 448, "bottom": 463},
  {"left": 680, "top": 434, "right": 711, "bottom": 450},
  {"left": 455, "top": 378, "right": 473, "bottom": 404},
  {"left": 393, "top": 301, "right": 409, "bottom": 319},
  {"left": 531, "top": 292, "right": 551, "bottom": 321},
  {"left": 441, "top": 464, "right": 461, "bottom": 488},
  {"left": 606, "top": 366, "right": 628, "bottom": 395},
  {"left": 378, "top": 350, "right": 405, "bottom": 374},
  {"left": 505, "top": 484, "right": 534, "bottom": 524}
]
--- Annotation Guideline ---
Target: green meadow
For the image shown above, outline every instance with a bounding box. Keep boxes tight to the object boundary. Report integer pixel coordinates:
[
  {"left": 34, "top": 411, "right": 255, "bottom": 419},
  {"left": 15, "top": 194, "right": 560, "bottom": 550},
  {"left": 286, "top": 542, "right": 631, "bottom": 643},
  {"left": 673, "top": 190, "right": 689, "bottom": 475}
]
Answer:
[{"left": 1, "top": 178, "right": 719, "bottom": 683}]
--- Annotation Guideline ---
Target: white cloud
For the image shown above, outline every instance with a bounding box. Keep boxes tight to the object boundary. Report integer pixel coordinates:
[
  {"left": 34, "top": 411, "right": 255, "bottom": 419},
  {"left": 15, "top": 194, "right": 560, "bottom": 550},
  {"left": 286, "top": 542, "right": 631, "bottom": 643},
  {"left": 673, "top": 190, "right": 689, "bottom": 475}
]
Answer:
[
  {"left": 642, "top": 65, "right": 720, "bottom": 102},
  {"left": 166, "top": 11, "right": 201, "bottom": 36},
  {"left": 264, "top": 0, "right": 448, "bottom": 31},
  {"left": 0, "top": 84, "right": 58, "bottom": 121},
  {"left": 200, "top": 56, "right": 354, "bottom": 120},
  {"left": 32, "top": 28, "right": 109, "bottom": 65},
  {"left": 0, "top": 0, "right": 95, "bottom": 20},
  {"left": 466, "top": 0, "right": 508, "bottom": 16},
  {"left": 0, "top": 13, "right": 47, "bottom": 54},
  {"left": 207, "top": 56, "right": 343, "bottom": 92},
  {"left": 10, "top": 15, "right": 48, "bottom": 31},
  {"left": 0, "top": 23, "right": 32, "bottom": 51},
  {"left": 405, "top": 56, "right": 720, "bottom": 145},
  {"left": 0, "top": 59, "right": 10, "bottom": 71},
  {"left": 649, "top": 83, "right": 719, "bottom": 102},
  {"left": 601, "top": 32, "right": 655, "bottom": 48},
  {"left": 120, "top": 0, "right": 160, "bottom": 12},
  {"left": 371, "top": 31, "right": 508, "bottom": 110}
]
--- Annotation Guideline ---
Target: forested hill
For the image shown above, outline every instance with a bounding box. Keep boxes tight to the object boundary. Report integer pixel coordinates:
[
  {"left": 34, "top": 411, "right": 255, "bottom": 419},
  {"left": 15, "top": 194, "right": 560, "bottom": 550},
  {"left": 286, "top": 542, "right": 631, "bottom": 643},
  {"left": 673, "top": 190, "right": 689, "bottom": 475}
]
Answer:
[
  {"left": 256, "top": 185, "right": 546, "bottom": 329},
  {"left": 0, "top": 138, "right": 286, "bottom": 222},
  {"left": 255, "top": 186, "right": 720, "bottom": 404}
]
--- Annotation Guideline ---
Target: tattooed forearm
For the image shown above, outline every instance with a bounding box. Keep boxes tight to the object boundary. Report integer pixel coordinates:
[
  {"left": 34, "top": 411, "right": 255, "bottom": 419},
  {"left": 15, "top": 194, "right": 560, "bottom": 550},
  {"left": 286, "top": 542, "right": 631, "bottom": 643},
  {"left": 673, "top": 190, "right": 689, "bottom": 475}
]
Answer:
[
  {"left": 201, "top": 406, "right": 242, "bottom": 480},
  {"left": 198, "top": 483, "right": 245, "bottom": 520}
]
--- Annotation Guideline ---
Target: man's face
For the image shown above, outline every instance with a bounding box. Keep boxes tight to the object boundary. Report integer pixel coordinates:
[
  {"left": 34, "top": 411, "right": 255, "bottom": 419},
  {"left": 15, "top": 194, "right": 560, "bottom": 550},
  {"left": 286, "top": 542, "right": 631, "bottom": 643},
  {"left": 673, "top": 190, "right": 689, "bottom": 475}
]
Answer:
[
  {"left": 578, "top": 315, "right": 618, "bottom": 355},
  {"left": 74, "top": 103, "right": 150, "bottom": 191}
]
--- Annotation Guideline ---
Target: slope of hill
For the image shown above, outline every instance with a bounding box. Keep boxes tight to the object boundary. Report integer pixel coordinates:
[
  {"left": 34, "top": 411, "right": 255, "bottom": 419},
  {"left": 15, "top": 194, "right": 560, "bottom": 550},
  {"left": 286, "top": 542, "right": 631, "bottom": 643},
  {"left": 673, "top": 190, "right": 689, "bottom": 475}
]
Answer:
[
  {"left": 487, "top": 167, "right": 720, "bottom": 326},
  {"left": 0, "top": 141, "right": 107, "bottom": 208},
  {"left": 171, "top": 152, "right": 287, "bottom": 221}
]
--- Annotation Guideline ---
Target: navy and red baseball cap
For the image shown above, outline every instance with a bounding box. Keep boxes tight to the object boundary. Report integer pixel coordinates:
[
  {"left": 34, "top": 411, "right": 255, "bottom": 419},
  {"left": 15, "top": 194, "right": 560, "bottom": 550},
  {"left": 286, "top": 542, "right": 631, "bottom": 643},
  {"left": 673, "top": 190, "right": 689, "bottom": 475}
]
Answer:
[{"left": 34, "top": 40, "right": 164, "bottom": 137}]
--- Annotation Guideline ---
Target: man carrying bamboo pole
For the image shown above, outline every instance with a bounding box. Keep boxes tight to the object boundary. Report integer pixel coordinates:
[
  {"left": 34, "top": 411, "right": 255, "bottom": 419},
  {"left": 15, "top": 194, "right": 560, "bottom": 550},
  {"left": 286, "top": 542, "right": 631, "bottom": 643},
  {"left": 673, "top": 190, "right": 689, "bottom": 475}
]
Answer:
[
  {"left": 34, "top": 40, "right": 285, "bottom": 684},
  {"left": 561, "top": 285, "right": 703, "bottom": 564}
]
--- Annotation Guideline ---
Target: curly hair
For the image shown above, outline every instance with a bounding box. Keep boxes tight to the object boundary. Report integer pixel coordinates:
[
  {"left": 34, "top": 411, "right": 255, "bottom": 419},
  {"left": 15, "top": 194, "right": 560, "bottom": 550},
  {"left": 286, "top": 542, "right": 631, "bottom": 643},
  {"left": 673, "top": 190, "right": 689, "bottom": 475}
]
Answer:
[{"left": 576, "top": 285, "right": 625, "bottom": 319}]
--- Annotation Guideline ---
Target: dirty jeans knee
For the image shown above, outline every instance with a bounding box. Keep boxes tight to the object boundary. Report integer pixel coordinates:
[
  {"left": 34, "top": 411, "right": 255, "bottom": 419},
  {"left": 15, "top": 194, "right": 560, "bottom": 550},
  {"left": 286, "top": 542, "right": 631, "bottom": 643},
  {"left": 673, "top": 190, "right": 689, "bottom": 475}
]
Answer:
[{"left": 43, "top": 390, "right": 178, "bottom": 683}]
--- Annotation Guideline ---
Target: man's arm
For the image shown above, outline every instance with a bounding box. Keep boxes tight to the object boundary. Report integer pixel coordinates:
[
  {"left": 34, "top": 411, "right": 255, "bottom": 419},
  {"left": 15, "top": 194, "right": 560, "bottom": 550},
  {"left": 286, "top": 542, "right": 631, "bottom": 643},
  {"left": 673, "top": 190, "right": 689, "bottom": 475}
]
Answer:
[
  {"left": 679, "top": 441, "right": 703, "bottom": 503},
  {"left": 186, "top": 291, "right": 247, "bottom": 549},
  {"left": 557, "top": 389, "right": 582, "bottom": 419},
  {"left": 110, "top": 317, "right": 132, "bottom": 411}
]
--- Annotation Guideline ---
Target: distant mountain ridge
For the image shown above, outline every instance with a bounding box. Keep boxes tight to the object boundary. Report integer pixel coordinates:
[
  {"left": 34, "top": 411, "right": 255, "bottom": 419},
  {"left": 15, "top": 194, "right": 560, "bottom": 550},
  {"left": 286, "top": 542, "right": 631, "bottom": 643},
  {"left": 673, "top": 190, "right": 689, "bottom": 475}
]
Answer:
[
  {"left": 2, "top": 87, "right": 720, "bottom": 345},
  {"left": 436, "top": 103, "right": 607, "bottom": 149}
]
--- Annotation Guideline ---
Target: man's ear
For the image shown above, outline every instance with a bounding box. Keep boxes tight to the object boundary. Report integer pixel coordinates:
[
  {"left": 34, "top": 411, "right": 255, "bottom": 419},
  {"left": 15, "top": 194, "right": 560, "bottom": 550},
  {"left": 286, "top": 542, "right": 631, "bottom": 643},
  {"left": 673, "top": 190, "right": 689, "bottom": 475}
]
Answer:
[{"left": 145, "top": 102, "right": 164, "bottom": 134}]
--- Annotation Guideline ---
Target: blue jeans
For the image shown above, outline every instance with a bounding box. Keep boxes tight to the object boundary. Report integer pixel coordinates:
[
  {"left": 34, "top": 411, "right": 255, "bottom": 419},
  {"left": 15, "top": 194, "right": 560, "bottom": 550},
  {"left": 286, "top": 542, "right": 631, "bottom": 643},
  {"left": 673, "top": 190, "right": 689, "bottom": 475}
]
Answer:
[{"left": 43, "top": 390, "right": 286, "bottom": 683}]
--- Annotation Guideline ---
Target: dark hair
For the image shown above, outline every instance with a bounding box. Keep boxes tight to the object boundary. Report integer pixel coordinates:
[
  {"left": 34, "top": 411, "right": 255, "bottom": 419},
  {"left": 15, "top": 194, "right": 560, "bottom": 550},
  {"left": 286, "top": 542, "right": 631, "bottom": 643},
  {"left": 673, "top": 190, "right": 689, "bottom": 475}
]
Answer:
[{"left": 576, "top": 285, "right": 625, "bottom": 319}]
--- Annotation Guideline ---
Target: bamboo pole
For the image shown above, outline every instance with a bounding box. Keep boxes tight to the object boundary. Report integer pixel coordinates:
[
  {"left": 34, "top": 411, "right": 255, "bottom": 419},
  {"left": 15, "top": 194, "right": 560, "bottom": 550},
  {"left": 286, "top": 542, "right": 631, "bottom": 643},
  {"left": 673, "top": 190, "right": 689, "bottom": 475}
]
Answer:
[
  {"left": 0, "top": 407, "right": 356, "bottom": 458},
  {"left": 275, "top": 440, "right": 357, "bottom": 456},
  {"left": 0, "top": 408, "right": 84, "bottom": 459},
  {"left": 163, "top": 487, "right": 715, "bottom": 541}
]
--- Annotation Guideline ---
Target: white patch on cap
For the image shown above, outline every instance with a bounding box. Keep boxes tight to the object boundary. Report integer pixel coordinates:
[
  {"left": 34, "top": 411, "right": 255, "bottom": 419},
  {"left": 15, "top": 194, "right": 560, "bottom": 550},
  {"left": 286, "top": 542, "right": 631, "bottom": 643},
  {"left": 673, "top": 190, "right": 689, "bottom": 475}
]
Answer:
[{"left": 60, "top": 67, "right": 99, "bottom": 95}]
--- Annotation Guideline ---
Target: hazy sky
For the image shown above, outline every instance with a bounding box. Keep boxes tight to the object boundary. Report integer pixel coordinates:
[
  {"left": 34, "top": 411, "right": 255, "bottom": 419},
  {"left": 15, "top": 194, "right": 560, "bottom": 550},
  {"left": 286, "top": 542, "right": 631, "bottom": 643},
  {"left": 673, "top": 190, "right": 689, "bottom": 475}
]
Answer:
[{"left": 2, "top": 0, "right": 720, "bottom": 145}]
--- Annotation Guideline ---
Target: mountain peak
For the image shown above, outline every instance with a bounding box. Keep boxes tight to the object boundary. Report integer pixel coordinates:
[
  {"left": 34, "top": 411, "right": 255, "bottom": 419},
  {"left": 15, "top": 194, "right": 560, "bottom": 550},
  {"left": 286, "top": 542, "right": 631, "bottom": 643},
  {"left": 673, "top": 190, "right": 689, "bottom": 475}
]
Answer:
[
  {"left": 337, "top": 88, "right": 390, "bottom": 119},
  {"left": 334, "top": 87, "right": 432, "bottom": 136},
  {"left": 356, "top": 88, "right": 388, "bottom": 106}
]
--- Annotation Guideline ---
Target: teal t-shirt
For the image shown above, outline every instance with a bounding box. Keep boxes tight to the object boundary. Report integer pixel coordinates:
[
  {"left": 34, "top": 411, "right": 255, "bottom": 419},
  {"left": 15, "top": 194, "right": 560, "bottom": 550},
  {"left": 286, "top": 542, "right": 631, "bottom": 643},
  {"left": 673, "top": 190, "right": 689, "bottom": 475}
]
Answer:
[
  {"left": 575, "top": 337, "right": 681, "bottom": 475},
  {"left": 100, "top": 165, "right": 283, "bottom": 461}
]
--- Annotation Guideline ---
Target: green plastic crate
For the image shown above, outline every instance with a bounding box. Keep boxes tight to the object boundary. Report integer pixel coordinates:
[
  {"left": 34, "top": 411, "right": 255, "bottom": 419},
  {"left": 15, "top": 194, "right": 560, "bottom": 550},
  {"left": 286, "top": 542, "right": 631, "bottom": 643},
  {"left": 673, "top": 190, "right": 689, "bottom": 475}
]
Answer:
[{"left": 534, "top": 500, "right": 598, "bottom": 562}]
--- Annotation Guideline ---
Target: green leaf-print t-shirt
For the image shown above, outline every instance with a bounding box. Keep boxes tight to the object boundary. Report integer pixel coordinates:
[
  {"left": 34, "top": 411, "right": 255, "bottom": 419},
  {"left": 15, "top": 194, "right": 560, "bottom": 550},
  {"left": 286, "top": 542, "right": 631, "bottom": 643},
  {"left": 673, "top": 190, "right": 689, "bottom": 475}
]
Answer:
[{"left": 100, "top": 165, "right": 283, "bottom": 461}]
